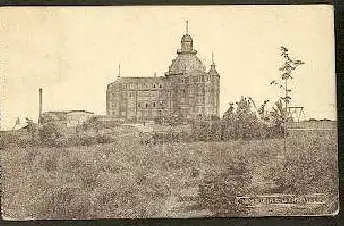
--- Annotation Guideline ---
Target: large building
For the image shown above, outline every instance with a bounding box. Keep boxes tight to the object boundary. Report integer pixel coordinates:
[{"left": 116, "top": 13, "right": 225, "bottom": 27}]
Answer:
[{"left": 106, "top": 26, "right": 220, "bottom": 123}]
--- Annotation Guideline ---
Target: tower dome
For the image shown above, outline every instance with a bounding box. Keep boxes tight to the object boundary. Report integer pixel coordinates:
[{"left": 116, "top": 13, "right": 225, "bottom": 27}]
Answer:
[
  {"left": 180, "top": 34, "right": 194, "bottom": 53},
  {"left": 168, "top": 21, "right": 206, "bottom": 74},
  {"left": 181, "top": 33, "right": 192, "bottom": 42}
]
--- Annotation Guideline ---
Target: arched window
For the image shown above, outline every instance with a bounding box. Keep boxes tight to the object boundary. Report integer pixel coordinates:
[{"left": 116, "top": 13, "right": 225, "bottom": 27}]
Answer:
[
  {"left": 153, "top": 83, "right": 156, "bottom": 88},
  {"left": 159, "top": 84, "right": 163, "bottom": 88}
]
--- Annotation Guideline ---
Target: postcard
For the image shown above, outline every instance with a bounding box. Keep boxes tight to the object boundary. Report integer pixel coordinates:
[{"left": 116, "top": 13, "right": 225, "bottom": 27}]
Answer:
[{"left": 0, "top": 5, "right": 338, "bottom": 219}]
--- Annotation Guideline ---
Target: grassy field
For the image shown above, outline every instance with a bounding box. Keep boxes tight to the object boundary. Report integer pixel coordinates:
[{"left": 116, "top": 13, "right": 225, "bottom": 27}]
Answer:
[{"left": 1, "top": 128, "right": 338, "bottom": 219}]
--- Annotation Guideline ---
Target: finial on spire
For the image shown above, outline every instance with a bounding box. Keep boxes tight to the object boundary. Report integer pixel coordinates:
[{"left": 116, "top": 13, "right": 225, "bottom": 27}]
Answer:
[
  {"left": 211, "top": 51, "right": 215, "bottom": 65},
  {"left": 118, "top": 64, "right": 121, "bottom": 77},
  {"left": 186, "top": 20, "right": 189, "bottom": 34},
  {"left": 210, "top": 51, "right": 217, "bottom": 73}
]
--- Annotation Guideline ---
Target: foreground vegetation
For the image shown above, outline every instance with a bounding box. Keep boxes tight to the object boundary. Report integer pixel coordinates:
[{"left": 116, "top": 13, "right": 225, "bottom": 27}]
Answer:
[{"left": 1, "top": 127, "right": 338, "bottom": 219}]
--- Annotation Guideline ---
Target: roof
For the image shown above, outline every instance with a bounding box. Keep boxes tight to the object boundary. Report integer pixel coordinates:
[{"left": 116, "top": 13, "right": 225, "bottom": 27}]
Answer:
[
  {"left": 168, "top": 54, "right": 206, "bottom": 74},
  {"left": 181, "top": 34, "right": 193, "bottom": 42},
  {"left": 107, "top": 75, "right": 166, "bottom": 86},
  {"left": 43, "top": 110, "right": 94, "bottom": 115}
]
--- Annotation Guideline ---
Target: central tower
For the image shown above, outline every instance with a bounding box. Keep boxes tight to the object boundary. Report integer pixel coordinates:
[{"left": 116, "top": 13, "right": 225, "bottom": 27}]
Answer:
[
  {"left": 167, "top": 21, "right": 206, "bottom": 75},
  {"left": 178, "top": 21, "right": 197, "bottom": 55},
  {"left": 164, "top": 21, "right": 220, "bottom": 119}
]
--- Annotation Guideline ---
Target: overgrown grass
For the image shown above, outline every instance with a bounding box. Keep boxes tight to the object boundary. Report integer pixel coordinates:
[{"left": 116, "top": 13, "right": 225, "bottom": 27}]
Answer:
[{"left": 1, "top": 129, "right": 338, "bottom": 219}]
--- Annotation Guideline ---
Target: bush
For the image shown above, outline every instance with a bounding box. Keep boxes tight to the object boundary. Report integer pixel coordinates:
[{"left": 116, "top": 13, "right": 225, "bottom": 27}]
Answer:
[
  {"left": 38, "top": 122, "right": 63, "bottom": 146},
  {"left": 78, "top": 136, "right": 97, "bottom": 146},
  {"left": 269, "top": 130, "right": 338, "bottom": 195},
  {"left": 198, "top": 161, "right": 252, "bottom": 216},
  {"left": 95, "top": 134, "right": 113, "bottom": 144},
  {"left": 0, "top": 133, "right": 18, "bottom": 149}
]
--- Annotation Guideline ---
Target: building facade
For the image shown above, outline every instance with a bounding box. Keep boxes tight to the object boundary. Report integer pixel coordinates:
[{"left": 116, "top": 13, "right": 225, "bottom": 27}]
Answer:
[
  {"left": 106, "top": 28, "right": 220, "bottom": 122},
  {"left": 41, "top": 110, "right": 94, "bottom": 127}
]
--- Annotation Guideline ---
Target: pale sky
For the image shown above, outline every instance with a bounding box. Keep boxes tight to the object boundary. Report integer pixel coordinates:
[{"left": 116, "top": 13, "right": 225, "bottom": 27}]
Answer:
[{"left": 0, "top": 5, "right": 336, "bottom": 130}]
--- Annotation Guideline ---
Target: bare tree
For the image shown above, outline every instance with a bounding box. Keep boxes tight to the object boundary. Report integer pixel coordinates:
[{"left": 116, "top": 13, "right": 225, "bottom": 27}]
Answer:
[{"left": 270, "top": 46, "right": 305, "bottom": 152}]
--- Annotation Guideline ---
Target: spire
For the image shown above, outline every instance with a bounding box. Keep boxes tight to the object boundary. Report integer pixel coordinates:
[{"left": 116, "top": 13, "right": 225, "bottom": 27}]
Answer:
[
  {"left": 186, "top": 20, "right": 189, "bottom": 34},
  {"left": 211, "top": 51, "right": 215, "bottom": 65},
  {"left": 118, "top": 64, "right": 121, "bottom": 78},
  {"left": 209, "top": 51, "right": 218, "bottom": 74}
]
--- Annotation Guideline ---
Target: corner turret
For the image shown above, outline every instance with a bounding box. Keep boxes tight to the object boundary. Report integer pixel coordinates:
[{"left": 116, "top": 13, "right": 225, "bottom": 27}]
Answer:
[{"left": 208, "top": 52, "right": 219, "bottom": 75}]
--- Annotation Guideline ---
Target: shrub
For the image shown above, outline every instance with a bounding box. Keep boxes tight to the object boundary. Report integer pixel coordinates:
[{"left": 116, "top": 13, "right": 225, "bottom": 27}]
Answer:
[
  {"left": 79, "top": 136, "right": 97, "bottom": 146},
  {"left": 38, "top": 122, "right": 63, "bottom": 146},
  {"left": 95, "top": 134, "right": 113, "bottom": 144},
  {"left": 269, "top": 130, "right": 338, "bottom": 195},
  {"left": 198, "top": 161, "right": 252, "bottom": 216}
]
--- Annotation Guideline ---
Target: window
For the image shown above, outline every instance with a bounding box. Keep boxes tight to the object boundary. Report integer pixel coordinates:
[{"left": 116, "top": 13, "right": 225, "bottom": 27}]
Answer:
[
  {"left": 182, "top": 89, "right": 187, "bottom": 97},
  {"left": 153, "top": 102, "right": 156, "bottom": 107},
  {"left": 159, "top": 100, "right": 164, "bottom": 106},
  {"left": 153, "top": 83, "right": 156, "bottom": 88},
  {"left": 145, "top": 103, "right": 148, "bottom": 108},
  {"left": 159, "top": 84, "right": 163, "bottom": 88}
]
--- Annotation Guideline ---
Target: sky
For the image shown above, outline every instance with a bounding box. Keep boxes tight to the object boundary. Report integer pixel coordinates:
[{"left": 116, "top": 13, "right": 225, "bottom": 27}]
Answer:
[{"left": 0, "top": 5, "right": 336, "bottom": 130}]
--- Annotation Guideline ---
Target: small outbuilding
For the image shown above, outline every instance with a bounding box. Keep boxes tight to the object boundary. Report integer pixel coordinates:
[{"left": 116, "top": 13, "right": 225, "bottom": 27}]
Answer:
[{"left": 41, "top": 110, "right": 94, "bottom": 127}]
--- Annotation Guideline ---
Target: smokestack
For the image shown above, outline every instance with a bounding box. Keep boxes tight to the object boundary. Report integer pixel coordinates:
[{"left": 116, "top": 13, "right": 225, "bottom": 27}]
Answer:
[{"left": 38, "top": 88, "right": 42, "bottom": 124}]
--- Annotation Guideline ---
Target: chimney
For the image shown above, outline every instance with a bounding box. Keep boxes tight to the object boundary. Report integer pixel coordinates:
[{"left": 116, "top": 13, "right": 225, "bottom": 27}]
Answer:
[{"left": 38, "top": 88, "right": 42, "bottom": 124}]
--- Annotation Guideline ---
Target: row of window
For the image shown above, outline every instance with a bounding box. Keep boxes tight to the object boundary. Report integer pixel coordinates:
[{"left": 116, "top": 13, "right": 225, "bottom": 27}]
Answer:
[
  {"left": 109, "top": 90, "right": 167, "bottom": 99},
  {"left": 138, "top": 100, "right": 165, "bottom": 108},
  {"left": 109, "top": 88, "right": 216, "bottom": 98},
  {"left": 174, "top": 75, "right": 217, "bottom": 83},
  {"left": 109, "top": 97, "right": 216, "bottom": 109},
  {"left": 117, "top": 77, "right": 217, "bottom": 90},
  {"left": 175, "top": 88, "right": 215, "bottom": 94},
  {"left": 121, "top": 82, "right": 163, "bottom": 90}
]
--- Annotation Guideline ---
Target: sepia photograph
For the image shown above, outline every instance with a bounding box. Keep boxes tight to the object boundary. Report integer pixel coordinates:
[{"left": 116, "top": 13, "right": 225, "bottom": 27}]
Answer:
[{"left": 0, "top": 5, "right": 338, "bottom": 220}]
